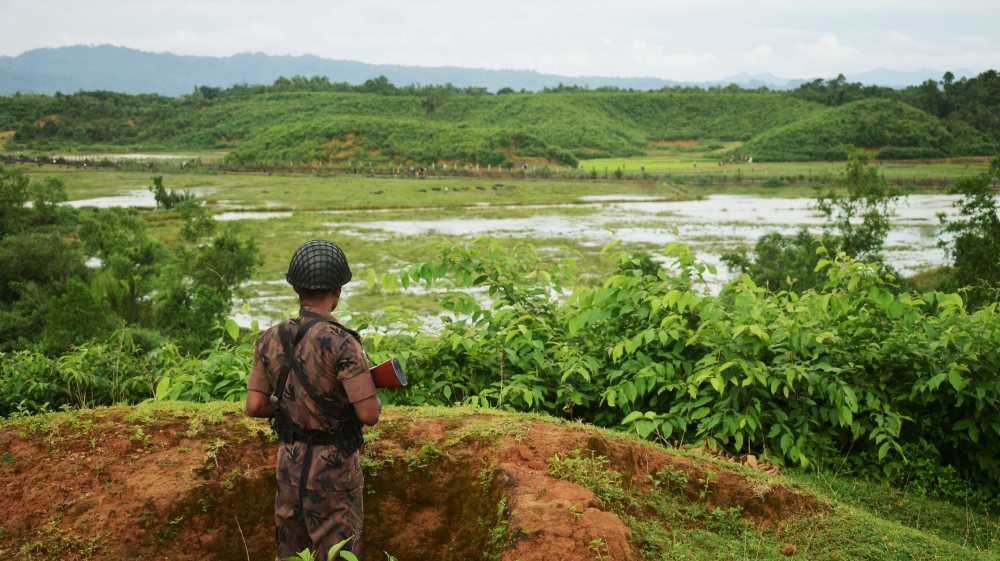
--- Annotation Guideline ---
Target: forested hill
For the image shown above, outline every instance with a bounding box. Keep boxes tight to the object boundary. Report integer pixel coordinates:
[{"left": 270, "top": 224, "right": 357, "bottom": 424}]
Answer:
[{"left": 1, "top": 70, "right": 997, "bottom": 165}]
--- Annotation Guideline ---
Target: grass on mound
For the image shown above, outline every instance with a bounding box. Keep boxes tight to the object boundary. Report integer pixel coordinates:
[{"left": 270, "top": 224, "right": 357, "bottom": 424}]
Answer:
[{"left": 2, "top": 402, "right": 998, "bottom": 560}]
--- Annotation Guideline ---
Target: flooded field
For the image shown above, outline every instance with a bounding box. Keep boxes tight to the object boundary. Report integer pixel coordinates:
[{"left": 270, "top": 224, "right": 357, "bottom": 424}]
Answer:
[
  {"left": 223, "top": 192, "right": 966, "bottom": 328},
  {"left": 328, "top": 194, "right": 959, "bottom": 279},
  {"left": 57, "top": 174, "right": 973, "bottom": 328}
]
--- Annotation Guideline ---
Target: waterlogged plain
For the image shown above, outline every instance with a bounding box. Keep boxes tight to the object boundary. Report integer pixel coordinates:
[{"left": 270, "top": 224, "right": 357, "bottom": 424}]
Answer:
[
  {"left": 38, "top": 166, "right": 973, "bottom": 328},
  {"left": 159, "top": 193, "right": 962, "bottom": 328}
]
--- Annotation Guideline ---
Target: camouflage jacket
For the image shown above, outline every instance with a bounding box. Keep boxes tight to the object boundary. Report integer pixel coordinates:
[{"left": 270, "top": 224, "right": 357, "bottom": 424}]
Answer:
[{"left": 248, "top": 305, "right": 376, "bottom": 489}]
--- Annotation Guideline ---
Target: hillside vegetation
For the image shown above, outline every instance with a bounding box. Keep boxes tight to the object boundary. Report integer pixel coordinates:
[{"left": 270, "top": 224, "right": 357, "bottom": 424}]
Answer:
[
  {"left": 734, "top": 98, "right": 974, "bottom": 161},
  {"left": 1, "top": 70, "right": 997, "bottom": 164}
]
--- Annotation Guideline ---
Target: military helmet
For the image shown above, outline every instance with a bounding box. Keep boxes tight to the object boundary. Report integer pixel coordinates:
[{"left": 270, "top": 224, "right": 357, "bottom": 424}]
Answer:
[{"left": 285, "top": 240, "right": 352, "bottom": 290}]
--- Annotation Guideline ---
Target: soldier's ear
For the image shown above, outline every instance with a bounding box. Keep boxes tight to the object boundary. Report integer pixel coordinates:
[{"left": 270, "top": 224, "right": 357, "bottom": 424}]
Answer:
[{"left": 332, "top": 287, "right": 342, "bottom": 297}]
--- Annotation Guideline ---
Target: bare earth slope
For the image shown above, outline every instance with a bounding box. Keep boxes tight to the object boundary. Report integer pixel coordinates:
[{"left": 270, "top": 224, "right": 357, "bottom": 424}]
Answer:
[{"left": 0, "top": 403, "right": 993, "bottom": 561}]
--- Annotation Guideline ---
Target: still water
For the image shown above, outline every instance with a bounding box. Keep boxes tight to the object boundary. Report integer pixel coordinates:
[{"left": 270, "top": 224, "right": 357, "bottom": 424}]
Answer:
[{"left": 329, "top": 194, "right": 960, "bottom": 278}]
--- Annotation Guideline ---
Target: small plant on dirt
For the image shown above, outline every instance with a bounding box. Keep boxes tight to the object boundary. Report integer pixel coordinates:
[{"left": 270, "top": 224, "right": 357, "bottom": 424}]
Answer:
[
  {"left": 18, "top": 516, "right": 107, "bottom": 559},
  {"left": 1, "top": 451, "right": 14, "bottom": 466},
  {"left": 223, "top": 467, "right": 242, "bottom": 492},
  {"left": 647, "top": 465, "right": 688, "bottom": 496},
  {"left": 486, "top": 497, "right": 512, "bottom": 558},
  {"left": 547, "top": 450, "right": 632, "bottom": 509},
  {"left": 698, "top": 470, "right": 716, "bottom": 500},
  {"left": 203, "top": 438, "right": 227, "bottom": 468},
  {"left": 405, "top": 442, "right": 444, "bottom": 474},
  {"left": 130, "top": 426, "right": 151, "bottom": 447},
  {"left": 569, "top": 505, "right": 582, "bottom": 520},
  {"left": 282, "top": 535, "right": 358, "bottom": 561},
  {"left": 588, "top": 537, "right": 610, "bottom": 560}
]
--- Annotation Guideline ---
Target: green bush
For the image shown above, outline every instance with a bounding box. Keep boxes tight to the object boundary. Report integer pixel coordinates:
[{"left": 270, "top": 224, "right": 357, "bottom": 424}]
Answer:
[
  {"left": 338, "top": 238, "right": 1000, "bottom": 497},
  {"left": 759, "top": 177, "right": 786, "bottom": 188}
]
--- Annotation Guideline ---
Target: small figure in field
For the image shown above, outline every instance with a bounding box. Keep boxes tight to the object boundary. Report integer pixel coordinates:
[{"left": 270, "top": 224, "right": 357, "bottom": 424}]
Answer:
[
  {"left": 640, "top": 164, "right": 645, "bottom": 172},
  {"left": 246, "top": 240, "right": 382, "bottom": 561}
]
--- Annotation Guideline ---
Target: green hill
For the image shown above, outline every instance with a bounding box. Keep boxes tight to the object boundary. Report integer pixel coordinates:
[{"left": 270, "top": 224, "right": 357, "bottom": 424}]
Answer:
[
  {"left": 223, "top": 91, "right": 820, "bottom": 165},
  {"left": 733, "top": 98, "right": 973, "bottom": 161},
  {"left": 1, "top": 76, "right": 996, "bottom": 165}
]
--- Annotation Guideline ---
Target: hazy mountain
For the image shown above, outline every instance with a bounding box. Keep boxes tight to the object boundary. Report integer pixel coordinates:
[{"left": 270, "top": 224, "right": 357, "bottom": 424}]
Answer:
[{"left": 0, "top": 45, "right": 975, "bottom": 97}]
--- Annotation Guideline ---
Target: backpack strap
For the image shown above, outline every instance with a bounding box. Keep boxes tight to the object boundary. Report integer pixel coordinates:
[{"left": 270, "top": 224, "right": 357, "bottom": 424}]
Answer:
[{"left": 273, "top": 318, "right": 323, "bottom": 404}]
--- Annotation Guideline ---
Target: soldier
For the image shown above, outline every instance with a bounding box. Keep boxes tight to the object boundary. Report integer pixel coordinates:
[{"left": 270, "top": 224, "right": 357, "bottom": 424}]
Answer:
[{"left": 246, "top": 239, "right": 382, "bottom": 561}]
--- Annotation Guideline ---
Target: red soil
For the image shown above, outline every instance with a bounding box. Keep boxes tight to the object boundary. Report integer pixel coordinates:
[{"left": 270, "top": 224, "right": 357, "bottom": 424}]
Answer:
[{"left": 0, "top": 405, "right": 818, "bottom": 561}]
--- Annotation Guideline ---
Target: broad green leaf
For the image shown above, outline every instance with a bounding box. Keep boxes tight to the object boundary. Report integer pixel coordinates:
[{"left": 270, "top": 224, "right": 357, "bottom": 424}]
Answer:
[{"left": 691, "top": 407, "right": 711, "bottom": 420}]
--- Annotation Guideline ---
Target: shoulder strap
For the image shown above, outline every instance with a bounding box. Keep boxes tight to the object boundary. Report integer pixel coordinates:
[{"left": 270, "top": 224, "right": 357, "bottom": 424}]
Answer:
[
  {"left": 300, "top": 309, "right": 364, "bottom": 343},
  {"left": 273, "top": 318, "right": 322, "bottom": 404},
  {"left": 277, "top": 317, "right": 346, "bottom": 417}
]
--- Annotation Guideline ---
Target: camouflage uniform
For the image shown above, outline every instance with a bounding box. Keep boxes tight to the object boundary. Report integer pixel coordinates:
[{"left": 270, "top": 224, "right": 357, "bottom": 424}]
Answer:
[{"left": 248, "top": 305, "right": 377, "bottom": 560}]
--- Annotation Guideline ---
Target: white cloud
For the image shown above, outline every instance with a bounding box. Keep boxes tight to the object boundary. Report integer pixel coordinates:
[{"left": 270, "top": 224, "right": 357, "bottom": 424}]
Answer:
[
  {"left": 630, "top": 41, "right": 715, "bottom": 69},
  {"left": 0, "top": 0, "right": 998, "bottom": 81},
  {"left": 794, "top": 35, "right": 859, "bottom": 59}
]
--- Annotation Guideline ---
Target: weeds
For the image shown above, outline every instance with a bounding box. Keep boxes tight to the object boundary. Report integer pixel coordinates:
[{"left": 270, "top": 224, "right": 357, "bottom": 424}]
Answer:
[
  {"left": 588, "top": 537, "right": 610, "bottom": 560},
  {"left": 18, "top": 517, "right": 107, "bottom": 560},
  {"left": 547, "top": 449, "right": 633, "bottom": 510}
]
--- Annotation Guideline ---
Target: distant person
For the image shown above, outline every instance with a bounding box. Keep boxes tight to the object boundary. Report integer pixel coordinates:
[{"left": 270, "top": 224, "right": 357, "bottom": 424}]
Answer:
[
  {"left": 748, "top": 157, "right": 753, "bottom": 164},
  {"left": 246, "top": 241, "right": 381, "bottom": 561}
]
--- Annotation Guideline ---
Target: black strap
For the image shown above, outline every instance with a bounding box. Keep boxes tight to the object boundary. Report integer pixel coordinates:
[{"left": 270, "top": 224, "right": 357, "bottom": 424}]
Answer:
[{"left": 273, "top": 318, "right": 322, "bottom": 404}]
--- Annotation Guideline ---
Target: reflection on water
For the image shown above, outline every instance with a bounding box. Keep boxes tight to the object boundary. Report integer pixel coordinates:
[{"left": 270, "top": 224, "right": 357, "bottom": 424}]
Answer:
[
  {"left": 214, "top": 211, "right": 292, "bottom": 221},
  {"left": 327, "top": 194, "right": 966, "bottom": 279},
  {"left": 68, "top": 188, "right": 218, "bottom": 208},
  {"left": 67, "top": 189, "right": 159, "bottom": 208},
  {"left": 579, "top": 194, "right": 671, "bottom": 202}
]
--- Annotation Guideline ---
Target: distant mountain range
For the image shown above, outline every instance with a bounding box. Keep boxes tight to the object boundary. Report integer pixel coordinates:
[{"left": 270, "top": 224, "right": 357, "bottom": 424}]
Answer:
[{"left": 0, "top": 45, "right": 976, "bottom": 97}]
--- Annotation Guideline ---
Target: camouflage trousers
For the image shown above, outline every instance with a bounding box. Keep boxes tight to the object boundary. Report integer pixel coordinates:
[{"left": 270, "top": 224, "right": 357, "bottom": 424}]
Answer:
[{"left": 274, "top": 479, "right": 364, "bottom": 561}]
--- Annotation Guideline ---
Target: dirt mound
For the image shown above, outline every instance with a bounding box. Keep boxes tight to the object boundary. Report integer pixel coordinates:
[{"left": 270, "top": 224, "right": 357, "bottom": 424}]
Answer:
[{"left": 0, "top": 403, "right": 820, "bottom": 561}]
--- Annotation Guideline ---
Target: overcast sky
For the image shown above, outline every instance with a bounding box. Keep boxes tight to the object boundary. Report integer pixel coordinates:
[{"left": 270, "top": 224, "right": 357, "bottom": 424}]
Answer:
[{"left": 2, "top": 0, "right": 998, "bottom": 81}]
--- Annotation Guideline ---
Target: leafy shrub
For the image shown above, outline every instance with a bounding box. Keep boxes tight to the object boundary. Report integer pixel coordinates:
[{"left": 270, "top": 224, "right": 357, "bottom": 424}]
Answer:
[
  {"left": 937, "top": 170, "right": 1000, "bottom": 308},
  {"left": 346, "top": 237, "right": 1000, "bottom": 496},
  {"left": 759, "top": 177, "right": 786, "bottom": 188}
]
